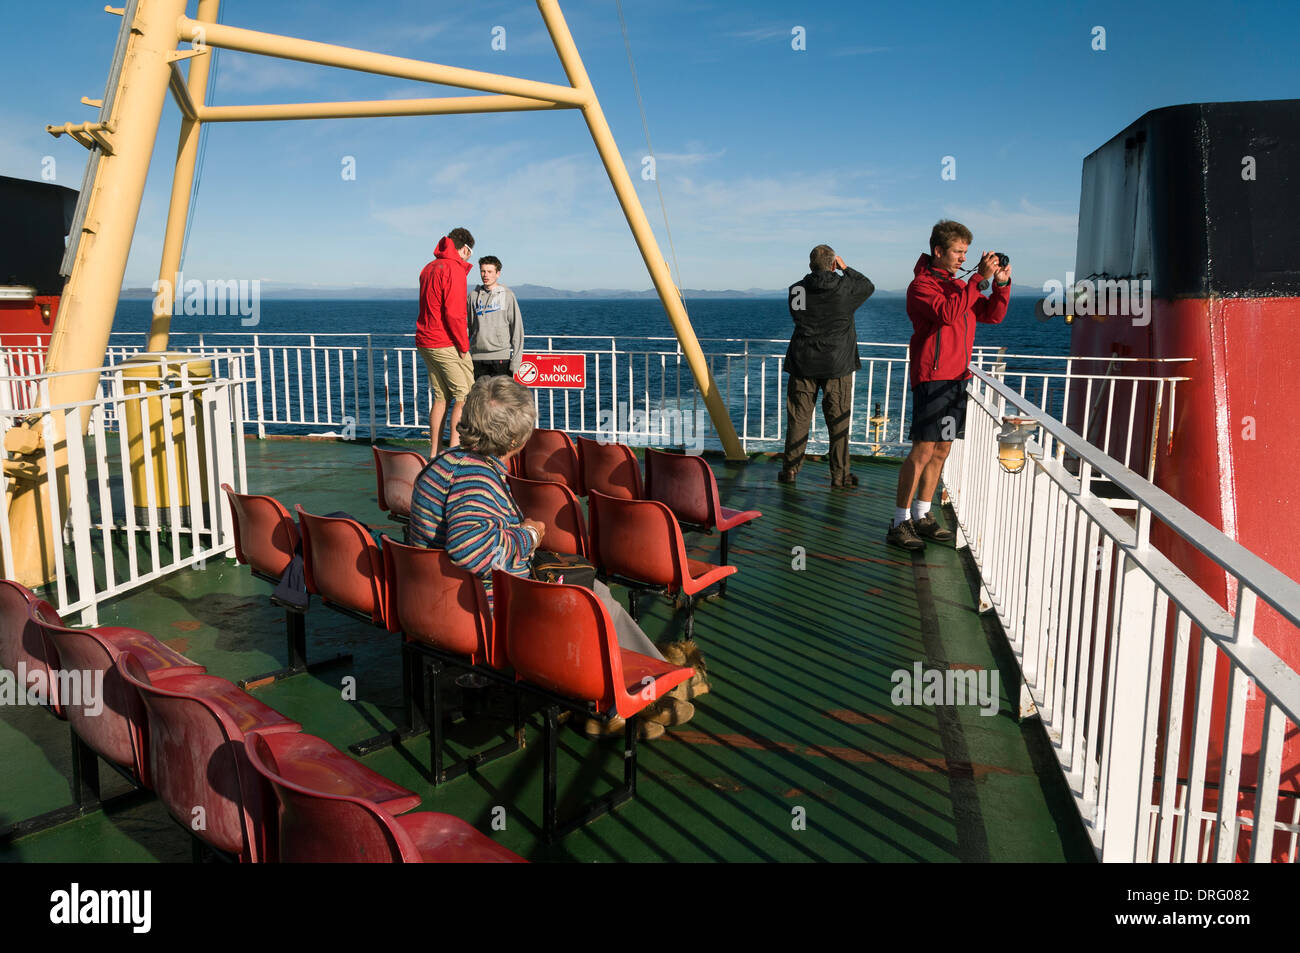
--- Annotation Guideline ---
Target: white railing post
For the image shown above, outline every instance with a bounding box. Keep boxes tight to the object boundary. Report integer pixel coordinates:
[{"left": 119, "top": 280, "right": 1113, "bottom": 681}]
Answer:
[
  {"left": 1099, "top": 557, "right": 1158, "bottom": 861},
  {"left": 366, "top": 334, "right": 376, "bottom": 443}
]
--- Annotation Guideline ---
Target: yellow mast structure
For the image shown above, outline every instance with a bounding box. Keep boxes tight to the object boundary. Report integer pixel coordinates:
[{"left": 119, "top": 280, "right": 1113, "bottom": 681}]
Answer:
[{"left": 7, "top": 0, "right": 745, "bottom": 586}]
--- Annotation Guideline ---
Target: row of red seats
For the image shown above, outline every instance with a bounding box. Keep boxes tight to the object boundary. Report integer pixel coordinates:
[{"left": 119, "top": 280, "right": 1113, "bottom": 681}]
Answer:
[
  {"left": 222, "top": 488, "right": 695, "bottom": 842},
  {"left": 0, "top": 579, "right": 522, "bottom": 862},
  {"left": 374, "top": 430, "right": 762, "bottom": 633}
]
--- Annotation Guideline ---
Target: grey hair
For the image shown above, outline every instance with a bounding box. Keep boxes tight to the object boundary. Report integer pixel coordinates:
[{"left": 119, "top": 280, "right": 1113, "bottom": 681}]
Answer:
[{"left": 457, "top": 375, "right": 536, "bottom": 457}]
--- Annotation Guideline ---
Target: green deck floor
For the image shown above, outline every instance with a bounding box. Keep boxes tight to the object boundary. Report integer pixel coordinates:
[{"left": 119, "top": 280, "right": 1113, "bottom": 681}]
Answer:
[{"left": 0, "top": 437, "right": 1093, "bottom": 862}]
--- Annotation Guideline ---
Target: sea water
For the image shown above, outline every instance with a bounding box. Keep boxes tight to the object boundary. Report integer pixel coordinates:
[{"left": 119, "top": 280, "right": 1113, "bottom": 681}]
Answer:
[
  {"left": 111, "top": 296, "right": 1071, "bottom": 450},
  {"left": 113, "top": 296, "right": 1070, "bottom": 356}
]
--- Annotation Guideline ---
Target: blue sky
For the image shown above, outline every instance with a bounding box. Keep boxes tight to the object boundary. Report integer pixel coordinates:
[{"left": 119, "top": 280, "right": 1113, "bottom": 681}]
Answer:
[{"left": 3, "top": 0, "right": 1297, "bottom": 293}]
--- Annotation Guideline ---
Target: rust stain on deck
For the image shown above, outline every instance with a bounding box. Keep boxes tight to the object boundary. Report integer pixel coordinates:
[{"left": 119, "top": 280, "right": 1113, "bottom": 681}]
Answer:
[{"left": 170, "top": 620, "right": 201, "bottom": 631}]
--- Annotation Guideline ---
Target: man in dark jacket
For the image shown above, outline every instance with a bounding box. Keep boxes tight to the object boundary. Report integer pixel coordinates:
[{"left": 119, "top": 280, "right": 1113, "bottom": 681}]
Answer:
[{"left": 780, "top": 244, "right": 875, "bottom": 486}]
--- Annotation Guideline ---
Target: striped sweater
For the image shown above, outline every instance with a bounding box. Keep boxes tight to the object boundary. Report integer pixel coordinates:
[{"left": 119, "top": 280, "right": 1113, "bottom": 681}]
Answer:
[{"left": 408, "top": 448, "right": 532, "bottom": 606}]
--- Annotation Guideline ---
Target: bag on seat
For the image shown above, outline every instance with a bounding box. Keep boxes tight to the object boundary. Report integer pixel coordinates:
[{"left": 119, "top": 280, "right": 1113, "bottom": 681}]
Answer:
[{"left": 530, "top": 550, "right": 597, "bottom": 590}]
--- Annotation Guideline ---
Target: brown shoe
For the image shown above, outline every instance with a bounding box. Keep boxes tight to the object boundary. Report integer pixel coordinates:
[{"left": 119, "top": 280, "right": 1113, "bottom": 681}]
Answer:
[
  {"left": 581, "top": 715, "right": 666, "bottom": 741},
  {"left": 637, "top": 720, "right": 666, "bottom": 741},
  {"left": 679, "top": 640, "right": 710, "bottom": 698},
  {"left": 830, "top": 473, "right": 859, "bottom": 488},
  {"left": 776, "top": 469, "right": 797, "bottom": 484},
  {"left": 645, "top": 697, "right": 695, "bottom": 726},
  {"left": 913, "top": 512, "right": 954, "bottom": 542},
  {"left": 886, "top": 518, "right": 926, "bottom": 552},
  {"left": 658, "top": 641, "right": 687, "bottom": 666},
  {"left": 582, "top": 715, "right": 624, "bottom": 739}
]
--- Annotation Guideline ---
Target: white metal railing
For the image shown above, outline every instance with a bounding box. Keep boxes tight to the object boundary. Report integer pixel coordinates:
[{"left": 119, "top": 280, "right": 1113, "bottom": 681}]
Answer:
[
  {"left": 946, "top": 368, "right": 1300, "bottom": 863},
  {"left": 972, "top": 350, "right": 1193, "bottom": 482},
  {"left": 0, "top": 352, "right": 249, "bottom": 623},
  {"left": 25, "top": 334, "right": 1187, "bottom": 469}
]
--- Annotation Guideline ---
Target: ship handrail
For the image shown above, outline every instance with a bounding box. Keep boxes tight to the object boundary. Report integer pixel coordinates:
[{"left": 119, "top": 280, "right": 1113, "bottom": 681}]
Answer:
[
  {"left": 77, "top": 328, "right": 1199, "bottom": 362},
  {"left": 0, "top": 353, "right": 250, "bottom": 625},
  {"left": 972, "top": 367, "right": 1300, "bottom": 638},
  {"left": 949, "top": 366, "right": 1300, "bottom": 863},
  {"left": 1, "top": 337, "right": 1191, "bottom": 474}
]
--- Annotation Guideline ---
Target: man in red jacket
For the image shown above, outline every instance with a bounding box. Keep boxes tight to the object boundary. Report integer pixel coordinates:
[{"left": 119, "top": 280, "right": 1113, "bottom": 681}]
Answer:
[
  {"left": 888, "top": 220, "right": 1011, "bottom": 551},
  {"left": 417, "top": 227, "right": 475, "bottom": 455}
]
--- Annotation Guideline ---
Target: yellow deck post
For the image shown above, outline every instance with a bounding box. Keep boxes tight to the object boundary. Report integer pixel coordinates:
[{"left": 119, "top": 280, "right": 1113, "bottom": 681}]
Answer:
[
  {"left": 6, "top": 0, "right": 747, "bottom": 586},
  {"left": 5, "top": 0, "right": 190, "bottom": 586},
  {"left": 149, "top": 0, "right": 221, "bottom": 351},
  {"left": 536, "top": 0, "right": 745, "bottom": 460}
]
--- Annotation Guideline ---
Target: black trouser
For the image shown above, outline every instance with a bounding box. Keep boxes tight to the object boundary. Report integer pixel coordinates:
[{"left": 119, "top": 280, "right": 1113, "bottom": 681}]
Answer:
[
  {"left": 473, "top": 360, "right": 513, "bottom": 380},
  {"left": 783, "top": 375, "right": 852, "bottom": 480}
]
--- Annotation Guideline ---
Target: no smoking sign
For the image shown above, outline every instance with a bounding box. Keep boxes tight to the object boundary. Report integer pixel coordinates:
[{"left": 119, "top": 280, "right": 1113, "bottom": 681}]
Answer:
[{"left": 514, "top": 354, "right": 586, "bottom": 389}]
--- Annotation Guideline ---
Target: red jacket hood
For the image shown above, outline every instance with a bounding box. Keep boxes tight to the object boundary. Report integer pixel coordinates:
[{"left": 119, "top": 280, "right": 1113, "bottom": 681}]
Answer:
[
  {"left": 913, "top": 253, "right": 939, "bottom": 277},
  {"left": 435, "top": 236, "right": 472, "bottom": 271}
]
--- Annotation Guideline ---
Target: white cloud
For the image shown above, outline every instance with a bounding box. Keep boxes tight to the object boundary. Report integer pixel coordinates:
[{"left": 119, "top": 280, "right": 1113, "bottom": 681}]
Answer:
[
  {"left": 939, "top": 198, "right": 1076, "bottom": 237},
  {"left": 729, "top": 26, "right": 796, "bottom": 43},
  {"left": 651, "top": 150, "right": 726, "bottom": 165}
]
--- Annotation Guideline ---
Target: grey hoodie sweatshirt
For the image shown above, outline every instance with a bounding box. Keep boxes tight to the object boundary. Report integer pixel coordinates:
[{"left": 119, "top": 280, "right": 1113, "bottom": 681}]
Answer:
[{"left": 467, "top": 284, "right": 524, "bottom": 371}]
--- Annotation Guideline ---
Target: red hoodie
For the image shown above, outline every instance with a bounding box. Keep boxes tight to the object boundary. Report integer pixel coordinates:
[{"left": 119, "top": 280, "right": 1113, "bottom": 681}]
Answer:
[
  {"left": 416, "top": 236, "right": 473, "bottom": 351},
  {"left": 904, "top": 253, "right": 1010, "bottom": 387}
]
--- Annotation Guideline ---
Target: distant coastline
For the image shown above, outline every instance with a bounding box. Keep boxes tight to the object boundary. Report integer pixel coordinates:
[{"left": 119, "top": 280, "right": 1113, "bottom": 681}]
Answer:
[{"left": 119, "top": 282, "right": 1038, "bottom": 301}]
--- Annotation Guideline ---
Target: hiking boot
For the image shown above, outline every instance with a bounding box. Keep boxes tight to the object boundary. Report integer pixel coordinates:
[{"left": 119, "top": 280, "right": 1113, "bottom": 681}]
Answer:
[
  {"left": 886, "top": 519, "right": 926, "bottom": 552},
  {"left": 831, "top": 473, "right": 859, "bottom": 489},
  {"left": 658, "top": 639, "right": 711, "bottom": 699},
  {"left": 776, "top": 469, "right": 797, "bottom": 484},
  {"left": 645, "top": 697, "right": 695, "bottom": 726},
  {"left": 582, "top": 715, "right": 665, "bottom": 741},
  {"left": 913, "top": 512, "right": 954, "bottom": 542}
]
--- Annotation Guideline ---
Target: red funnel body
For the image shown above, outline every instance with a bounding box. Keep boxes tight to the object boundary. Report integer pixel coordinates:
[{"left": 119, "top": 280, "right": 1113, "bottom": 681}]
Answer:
[{"left": 1072, "top": 100, "right": 1300, "bottom": 859}]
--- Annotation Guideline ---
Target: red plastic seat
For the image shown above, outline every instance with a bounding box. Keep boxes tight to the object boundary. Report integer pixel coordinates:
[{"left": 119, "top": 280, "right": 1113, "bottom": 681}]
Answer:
[
  {"left": 221, "top": 483, "right": 298, "bottom": 579},
  {"left": 116, "top": 653, "right": 304, "bottom": 863},
  {"left": 222, "top": 484, "right": 351, "bottom": 688},
  {"left": 506, "top": 474, "right": 590, "bottom": 558},
  {"left": 587, "top": 489, "right": 737, "bottom": 638},
  {"left": 296, "top": 505, "right": 387, "bottom": 625},
  {"left": 494, "top": 570, "right": 692, "bottom": 842},
  {"left": 644, "top": 448, "right": 761, "bottom": 595},
  {"left": 576, "top": 436, "right": 643, "bottom": 499},
  {"left": 372, "top": 446, "right": 427, "bottom": 522},
  {"left": 382, "top": 539, "right": 499, "bottom": 667},
  {"left": 519, "top": 428, "right": 582, "bottom": 493},
  {"left": 0, "top": 579, "right": 63, "bottom": 717},
  {"left": 245, "top": 730, "right": 525, "bottom": 863},
  {"left": 359, "top": 538, "right": 521, "bottom": 783},
  {"left": 31, "top": 600, "right": 206, "bottom": 788}
]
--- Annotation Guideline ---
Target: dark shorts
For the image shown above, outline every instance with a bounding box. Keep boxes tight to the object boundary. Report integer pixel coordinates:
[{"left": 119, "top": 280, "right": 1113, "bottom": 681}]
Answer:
[
  {"left": 909, "top": 379, "right": 968, "bottom": 442},
  {"left": 473, "top": 359, "right": 514, "bottom": 380}
]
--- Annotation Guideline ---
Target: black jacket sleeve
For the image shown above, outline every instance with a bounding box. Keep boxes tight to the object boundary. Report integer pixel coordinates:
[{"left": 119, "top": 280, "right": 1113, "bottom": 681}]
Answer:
[{"left": 841, "top": 266, "right": 875, "bottom": 309}]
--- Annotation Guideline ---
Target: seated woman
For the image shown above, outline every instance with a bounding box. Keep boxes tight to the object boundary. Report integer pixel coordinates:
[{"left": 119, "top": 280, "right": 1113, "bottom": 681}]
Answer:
[{"left": 408, "top": 375, "right": 693, "bottom": 738}]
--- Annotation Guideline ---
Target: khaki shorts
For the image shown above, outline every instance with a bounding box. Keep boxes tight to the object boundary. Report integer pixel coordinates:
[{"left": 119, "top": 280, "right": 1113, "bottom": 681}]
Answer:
[{"left": 419, "top": 346, "right": 474, "bottom": 401}]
